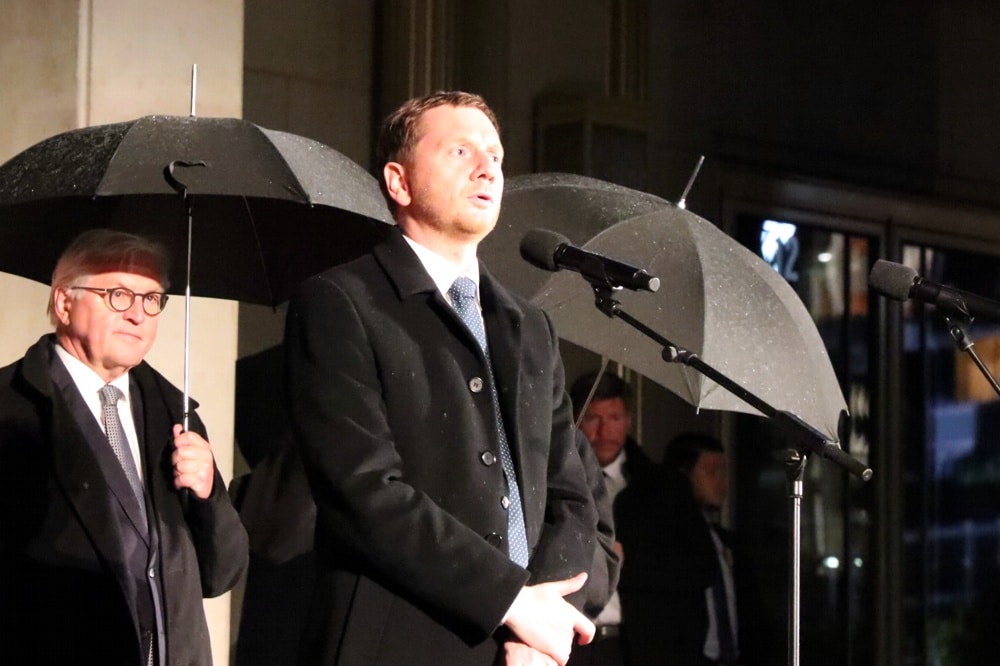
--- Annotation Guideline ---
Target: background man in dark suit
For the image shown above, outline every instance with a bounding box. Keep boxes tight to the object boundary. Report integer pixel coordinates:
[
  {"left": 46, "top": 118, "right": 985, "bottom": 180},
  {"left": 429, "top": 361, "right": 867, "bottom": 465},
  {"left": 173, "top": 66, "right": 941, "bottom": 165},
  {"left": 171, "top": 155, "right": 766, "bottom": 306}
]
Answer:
[
  {"left": 0, "top": 229, "right": 248, "bottom": 665},
  {"left": 567, "top": 371, "right": 656, "bottom": 666},
  {"left": 611, "top": 431, "right": 717, "bottom": 665},
  {"left": 285, "top": 91, "right": 596, "bottom": 666},
  {"left": 662, "top": 434, "right": 769, "bottom": 666}
]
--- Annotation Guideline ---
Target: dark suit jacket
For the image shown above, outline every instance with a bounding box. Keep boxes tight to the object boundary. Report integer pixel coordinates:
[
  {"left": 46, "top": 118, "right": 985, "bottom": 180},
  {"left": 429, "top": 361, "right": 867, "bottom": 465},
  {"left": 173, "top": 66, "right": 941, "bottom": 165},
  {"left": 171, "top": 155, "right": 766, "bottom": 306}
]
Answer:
[
  {"left": 592, "top": 436, "right": 655, "bottom": 623},
  {"left": 615, "top": 467, "right": 767, "bottom": 665},
  {"left": 0, "top": 335, "right": 248, "bottom": 665},
  {"left": 577, "top": 429, "right": 620, "bottom": 616},
  {"left": 284, "top": 230, "right": 596, "bottom": 666}
]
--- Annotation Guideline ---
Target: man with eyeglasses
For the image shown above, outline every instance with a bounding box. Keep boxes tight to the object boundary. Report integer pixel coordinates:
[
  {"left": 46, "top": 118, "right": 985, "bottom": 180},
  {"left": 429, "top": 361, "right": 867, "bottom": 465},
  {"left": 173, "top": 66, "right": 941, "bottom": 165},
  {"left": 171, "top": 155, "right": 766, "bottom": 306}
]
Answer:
[{"left": 0, "top": 228, "right": 248, "bottom": 665}]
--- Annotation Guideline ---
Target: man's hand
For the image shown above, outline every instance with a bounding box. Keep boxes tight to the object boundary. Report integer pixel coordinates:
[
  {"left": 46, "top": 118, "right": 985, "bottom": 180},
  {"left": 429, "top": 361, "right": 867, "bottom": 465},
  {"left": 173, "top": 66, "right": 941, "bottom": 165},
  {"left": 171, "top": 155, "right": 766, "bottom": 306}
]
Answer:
[
  {"left": 171, "top": 424, "right": 215, "bottom": 499},
  {"left": 504, "top": 641, "right": 559, "bottom": 666},
  {"left": 503, "top": 572, "right": 596, "bottom": 666}
]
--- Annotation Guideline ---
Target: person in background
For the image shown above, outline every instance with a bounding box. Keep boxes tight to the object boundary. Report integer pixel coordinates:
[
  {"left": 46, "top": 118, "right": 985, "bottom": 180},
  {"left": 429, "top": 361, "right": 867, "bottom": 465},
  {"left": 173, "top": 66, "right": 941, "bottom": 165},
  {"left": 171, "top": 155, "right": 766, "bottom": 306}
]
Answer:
[
  {"left": 285, "top": 91, "right": 596, "bottom": 666},
  {"left": 661, "top": 433, "right": 767, "bottom": 666},
  {"left": 574, "top": 428, "right": 621, "bottom": 620},
  {"left": 0, "top": 228, "right": 248, "bottom": 665},
  {"left": 567, "top": 370, "right": 656, "bottom": 666}
]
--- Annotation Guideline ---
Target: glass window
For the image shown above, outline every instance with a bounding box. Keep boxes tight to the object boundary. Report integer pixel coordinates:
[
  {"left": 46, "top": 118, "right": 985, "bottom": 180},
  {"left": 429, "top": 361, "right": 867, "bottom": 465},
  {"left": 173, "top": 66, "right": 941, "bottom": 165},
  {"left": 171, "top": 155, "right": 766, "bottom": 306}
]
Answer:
[
  {"left": 733, "top": 214, "right": 877, "bottom": 665},
  {"left": 899, "top": 243, "right": 1000, "bottom": 665}
]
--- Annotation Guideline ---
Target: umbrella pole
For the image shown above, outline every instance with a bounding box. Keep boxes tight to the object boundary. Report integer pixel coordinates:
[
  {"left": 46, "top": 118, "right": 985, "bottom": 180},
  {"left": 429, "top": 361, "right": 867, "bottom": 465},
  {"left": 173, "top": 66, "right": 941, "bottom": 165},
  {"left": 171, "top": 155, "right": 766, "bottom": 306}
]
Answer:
[
  {"left": 164, "top": 160, "right": 206, "bottom": 432},
  {"left": 183, "top": 200, "right": 192, "bottom": 431},
  {"left": 572, "top": 356, "right": 613, "bottom": 429}
]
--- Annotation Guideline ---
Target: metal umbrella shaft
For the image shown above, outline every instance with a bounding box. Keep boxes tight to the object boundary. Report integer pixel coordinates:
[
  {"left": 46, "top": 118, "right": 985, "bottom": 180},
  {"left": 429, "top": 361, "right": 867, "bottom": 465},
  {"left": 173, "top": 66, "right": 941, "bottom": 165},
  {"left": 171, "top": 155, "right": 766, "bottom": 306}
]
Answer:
[
  {"left": 183, "top": 204, "right": 192, "bottom": 431},
  {"left": 164, "top": 160, "right": 207, "bottom": 431}
]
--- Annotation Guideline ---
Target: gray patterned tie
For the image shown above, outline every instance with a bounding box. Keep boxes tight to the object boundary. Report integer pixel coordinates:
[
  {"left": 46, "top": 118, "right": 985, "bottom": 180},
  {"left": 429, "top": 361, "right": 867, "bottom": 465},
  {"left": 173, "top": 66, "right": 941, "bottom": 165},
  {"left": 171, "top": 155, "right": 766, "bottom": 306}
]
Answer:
[
  {"left": 99, "top": 384, "right": 148, "bottom": 527},
  {"left": 449, "top": 277, "right": 530, "bottom": 567}
]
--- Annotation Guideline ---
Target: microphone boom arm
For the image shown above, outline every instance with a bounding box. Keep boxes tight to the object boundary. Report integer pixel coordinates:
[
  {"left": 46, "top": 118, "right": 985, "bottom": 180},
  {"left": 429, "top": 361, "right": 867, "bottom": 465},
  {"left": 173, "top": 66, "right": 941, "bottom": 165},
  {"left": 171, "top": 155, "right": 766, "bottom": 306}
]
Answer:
[
  {"left": 942, "top": 314, "right": 1000, "bottom": 398},
  {"left": 589, "top": 281, "right": 872, "bottom": 481}
]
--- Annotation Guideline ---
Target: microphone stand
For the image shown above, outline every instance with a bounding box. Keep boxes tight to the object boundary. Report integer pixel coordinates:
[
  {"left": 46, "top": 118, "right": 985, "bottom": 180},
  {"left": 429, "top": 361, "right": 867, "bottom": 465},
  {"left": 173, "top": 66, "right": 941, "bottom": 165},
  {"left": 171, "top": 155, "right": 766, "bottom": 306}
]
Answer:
[
  {"left": 587, "top": 282, "right": 872, "bottom": 666},
  {"left": 941, "top": 313, "right": 1000, "bottom": 397}
]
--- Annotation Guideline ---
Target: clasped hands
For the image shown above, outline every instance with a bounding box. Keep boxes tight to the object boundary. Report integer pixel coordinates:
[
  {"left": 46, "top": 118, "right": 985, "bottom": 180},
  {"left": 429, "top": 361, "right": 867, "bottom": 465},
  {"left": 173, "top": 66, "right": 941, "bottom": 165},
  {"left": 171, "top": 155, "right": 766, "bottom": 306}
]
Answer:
[{"left": 503, "top": 572, "right": 595, "bottom": 666}]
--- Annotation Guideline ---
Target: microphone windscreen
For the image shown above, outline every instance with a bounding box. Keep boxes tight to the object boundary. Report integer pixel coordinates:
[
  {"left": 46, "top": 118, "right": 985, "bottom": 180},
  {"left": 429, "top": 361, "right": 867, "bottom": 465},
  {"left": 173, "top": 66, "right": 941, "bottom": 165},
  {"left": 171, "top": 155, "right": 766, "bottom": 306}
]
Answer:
[
  {"left": 869, "top": 259, "right": 918, "bottom": 301},
  {"left": 520, "top": 228, "right": 570, "bottom": 272}
]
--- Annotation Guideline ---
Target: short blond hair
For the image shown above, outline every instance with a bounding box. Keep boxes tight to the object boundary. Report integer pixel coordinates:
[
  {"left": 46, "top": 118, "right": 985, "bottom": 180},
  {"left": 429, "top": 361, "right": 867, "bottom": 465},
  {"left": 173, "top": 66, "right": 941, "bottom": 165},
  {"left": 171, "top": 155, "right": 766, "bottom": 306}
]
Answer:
[{"left": 48, "top": 228, "right": 170, "bottom": 326}]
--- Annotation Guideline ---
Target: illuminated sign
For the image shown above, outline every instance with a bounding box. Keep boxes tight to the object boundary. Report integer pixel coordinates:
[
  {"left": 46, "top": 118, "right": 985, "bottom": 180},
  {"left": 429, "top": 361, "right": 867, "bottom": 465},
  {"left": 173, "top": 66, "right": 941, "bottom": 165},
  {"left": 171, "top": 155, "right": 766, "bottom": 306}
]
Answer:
[{"left": 760, "top": 219, "right": 799, "bottom": 282}]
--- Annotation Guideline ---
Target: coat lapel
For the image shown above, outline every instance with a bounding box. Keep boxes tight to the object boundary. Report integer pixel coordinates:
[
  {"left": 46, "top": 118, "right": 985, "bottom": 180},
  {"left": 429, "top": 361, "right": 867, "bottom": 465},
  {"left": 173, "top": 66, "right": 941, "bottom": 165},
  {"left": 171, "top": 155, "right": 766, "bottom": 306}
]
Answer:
[
  {"left": 373, "top": 230, "right": 440, "bottom": 301},
  {"left": 374, "top": 231, "right": 488, "bottom": 358},
  {"left": 47, "top": 349, "right": 151, "bottom": 546},
  {"left": 374, "top": 232, "right": 528, "bottom": 422},
  {"left": 479, "top": 268, "right": 525, "bottom": 452},
  {"left": 19, "top": 338, "right": 137, "bottom": 574},
  {"left": 130, "top": 367, "right": 176, "bottom": 501}
]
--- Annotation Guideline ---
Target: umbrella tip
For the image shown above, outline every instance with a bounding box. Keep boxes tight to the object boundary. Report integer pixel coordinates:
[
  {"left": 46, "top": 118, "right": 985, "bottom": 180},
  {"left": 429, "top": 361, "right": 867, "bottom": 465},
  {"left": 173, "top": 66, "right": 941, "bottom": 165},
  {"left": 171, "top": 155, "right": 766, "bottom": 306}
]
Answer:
[
  {"left": 189, "top": 64, "right": 198, "bottom": 116},
  {"left": 676, "top": 154, "right": 705, "bottom": 210}
]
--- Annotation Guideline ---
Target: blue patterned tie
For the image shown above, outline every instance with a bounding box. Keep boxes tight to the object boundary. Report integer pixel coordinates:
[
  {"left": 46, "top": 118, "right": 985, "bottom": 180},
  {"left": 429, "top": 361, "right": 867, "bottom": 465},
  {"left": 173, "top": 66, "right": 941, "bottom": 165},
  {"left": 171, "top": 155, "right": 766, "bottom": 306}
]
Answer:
[
  {"left": 448, "top": 277, "right": 530, "bottom": 567},
  {"left": 99, "top": 384, "right": 148, "bottom": 528}
]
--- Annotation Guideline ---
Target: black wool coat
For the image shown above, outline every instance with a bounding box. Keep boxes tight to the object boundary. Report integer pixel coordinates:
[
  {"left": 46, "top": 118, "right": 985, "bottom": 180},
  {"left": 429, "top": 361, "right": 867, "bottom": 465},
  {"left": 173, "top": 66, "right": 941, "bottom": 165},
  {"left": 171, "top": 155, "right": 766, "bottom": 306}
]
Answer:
[
  {"left": 0, "top": 335, "right": 248, "bottom": 665},
  {"left": 285, "top": 231, "right": 596, "bottom": 666}
]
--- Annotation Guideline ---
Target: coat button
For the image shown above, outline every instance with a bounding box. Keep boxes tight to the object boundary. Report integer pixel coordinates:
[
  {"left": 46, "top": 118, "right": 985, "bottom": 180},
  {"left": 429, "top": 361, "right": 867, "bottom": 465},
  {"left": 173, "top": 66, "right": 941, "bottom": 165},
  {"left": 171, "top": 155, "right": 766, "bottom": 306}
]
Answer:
[
  {"left": 501, "top": 495, "right": 510, "bottom": 510},
  {"left": 469, "top": 377, "right": 484, "bottom": 392},
  {"left": 480, "top": 451, "right": 496, "bottom": 466},
  {"left": 485, "top": 532, "right": 504, "bottom": 548}
]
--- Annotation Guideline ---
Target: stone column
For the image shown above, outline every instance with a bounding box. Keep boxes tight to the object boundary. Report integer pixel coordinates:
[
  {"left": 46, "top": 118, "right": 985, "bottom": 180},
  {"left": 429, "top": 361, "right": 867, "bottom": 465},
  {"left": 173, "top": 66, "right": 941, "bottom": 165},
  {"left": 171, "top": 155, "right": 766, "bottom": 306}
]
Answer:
[{"left": 0, "top": 2, "right": 244, "bottom": 663}]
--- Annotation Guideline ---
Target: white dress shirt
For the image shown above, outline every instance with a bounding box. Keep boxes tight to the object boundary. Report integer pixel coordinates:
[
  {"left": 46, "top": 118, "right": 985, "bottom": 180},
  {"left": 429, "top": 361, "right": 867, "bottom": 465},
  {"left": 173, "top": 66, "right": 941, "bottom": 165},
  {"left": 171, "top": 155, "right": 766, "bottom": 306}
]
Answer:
[{"left": 54, "top": 342, "right": 144, "bottom": 480}]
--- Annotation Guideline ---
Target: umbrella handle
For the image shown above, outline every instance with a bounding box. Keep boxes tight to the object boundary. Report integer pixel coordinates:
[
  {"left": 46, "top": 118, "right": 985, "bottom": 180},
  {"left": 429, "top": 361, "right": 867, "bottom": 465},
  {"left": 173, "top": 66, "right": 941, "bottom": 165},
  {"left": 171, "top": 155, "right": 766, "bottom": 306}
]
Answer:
[{"left": 163, "top": 160, "right": 207, "bottom": 196}]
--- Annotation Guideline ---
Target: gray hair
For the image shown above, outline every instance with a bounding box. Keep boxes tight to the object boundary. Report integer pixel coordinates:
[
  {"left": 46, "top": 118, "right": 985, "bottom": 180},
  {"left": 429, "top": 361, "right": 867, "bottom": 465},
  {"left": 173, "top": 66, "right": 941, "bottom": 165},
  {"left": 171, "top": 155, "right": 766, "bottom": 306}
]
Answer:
[{"left": 48, "top": 228, "right": 170, "bottom": 325}]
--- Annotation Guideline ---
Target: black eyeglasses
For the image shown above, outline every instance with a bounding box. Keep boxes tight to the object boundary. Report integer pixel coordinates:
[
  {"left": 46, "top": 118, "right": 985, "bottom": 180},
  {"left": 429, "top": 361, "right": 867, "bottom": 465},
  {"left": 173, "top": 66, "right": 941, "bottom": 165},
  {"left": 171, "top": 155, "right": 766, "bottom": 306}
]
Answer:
[{"left": 67, "top": 286, "right": 169, "bottom": 316}]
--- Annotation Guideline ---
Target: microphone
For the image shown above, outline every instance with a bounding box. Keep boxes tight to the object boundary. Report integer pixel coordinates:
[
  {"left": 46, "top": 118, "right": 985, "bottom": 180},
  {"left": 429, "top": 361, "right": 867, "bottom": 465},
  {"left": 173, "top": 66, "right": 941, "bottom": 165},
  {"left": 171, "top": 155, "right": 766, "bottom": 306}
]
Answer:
[
  {"left": 869, "top": 259, "right": 1000, "bottom": 321},
  {"left": 519, "top": 229, "right": 660, "bottom": 292}
]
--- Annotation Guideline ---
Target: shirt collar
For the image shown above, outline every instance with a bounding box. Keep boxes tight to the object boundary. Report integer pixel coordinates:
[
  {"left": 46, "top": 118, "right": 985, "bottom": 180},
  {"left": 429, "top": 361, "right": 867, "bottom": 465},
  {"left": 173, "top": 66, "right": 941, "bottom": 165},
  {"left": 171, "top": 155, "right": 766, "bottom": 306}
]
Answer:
[
  {"left": 402, "top": 234, "right": 481, "bottom": 302},
  {"left": 53, "top": 342, "right": 131, "bottom": 396},
  {"left": 53, "top": 341, "right": 132, "bottom": 429},
  {"left": 602, "top": 447, "right": 628, "bottom": 481}
]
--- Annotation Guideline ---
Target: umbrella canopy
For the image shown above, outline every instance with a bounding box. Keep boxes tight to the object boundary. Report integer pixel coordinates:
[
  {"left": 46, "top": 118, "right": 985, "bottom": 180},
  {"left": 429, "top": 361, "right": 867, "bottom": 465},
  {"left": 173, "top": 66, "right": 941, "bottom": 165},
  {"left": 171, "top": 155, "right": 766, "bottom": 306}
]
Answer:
[
  {"left": 481, "top": 172, "right": 847, "bottom": 443},
  {"left": 0, "top": 114, "right": 394, "bottom": 305}
]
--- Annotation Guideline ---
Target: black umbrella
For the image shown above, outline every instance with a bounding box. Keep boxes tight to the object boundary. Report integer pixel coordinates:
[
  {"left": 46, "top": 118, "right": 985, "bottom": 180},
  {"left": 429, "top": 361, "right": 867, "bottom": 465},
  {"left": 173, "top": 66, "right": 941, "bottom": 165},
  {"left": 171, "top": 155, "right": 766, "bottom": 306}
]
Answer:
[
  {"left": 481, "top": 172, "right": 847, "bottom": 443},
  {"left": 0, "top": 114, "right": 394, "bottom": 421},
  {"left": 0, "top": 114, "right": 394, "bottom": 305}
]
